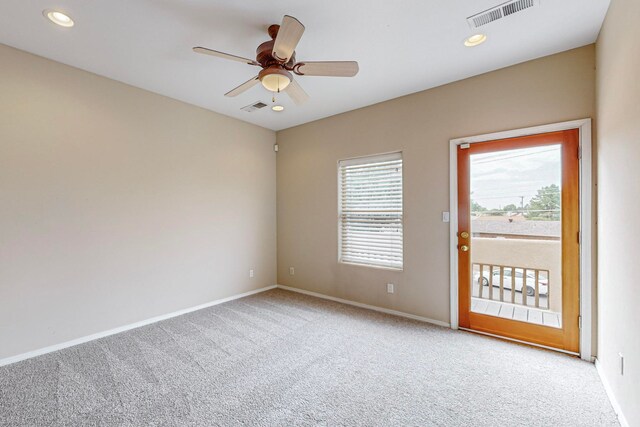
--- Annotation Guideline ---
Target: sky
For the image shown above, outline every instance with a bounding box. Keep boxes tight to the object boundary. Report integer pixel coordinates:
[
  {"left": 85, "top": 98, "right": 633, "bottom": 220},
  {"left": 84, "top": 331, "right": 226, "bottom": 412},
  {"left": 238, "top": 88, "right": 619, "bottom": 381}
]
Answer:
[{"left": 470, "top": 145, "right": 561, "bottom": 211}]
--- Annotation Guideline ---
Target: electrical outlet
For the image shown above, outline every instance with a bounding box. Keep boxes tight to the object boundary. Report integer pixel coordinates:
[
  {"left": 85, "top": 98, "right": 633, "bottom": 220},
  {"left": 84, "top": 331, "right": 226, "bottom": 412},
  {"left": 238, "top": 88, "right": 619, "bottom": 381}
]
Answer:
[
  {"left": 289, "top": 267, "right": 295, "bottom": 275},
  {"left": 387, "top": 283, "right": 395, "bottom": 294},
  {"left": 249, "top": 269, "right": 254, "bottom": 278},
  {"left": 619, "top": 353, "right": 625, "bottom": 375}
]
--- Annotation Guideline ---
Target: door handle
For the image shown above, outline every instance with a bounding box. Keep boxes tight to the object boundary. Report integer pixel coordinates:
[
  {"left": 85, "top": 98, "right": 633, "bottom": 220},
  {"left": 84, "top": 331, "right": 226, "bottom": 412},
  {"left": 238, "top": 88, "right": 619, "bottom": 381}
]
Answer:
[
  {"left": 459, "top": 231, "right": 469, "bottom": 239},
  {"left": 459, "top": 245, "right": 469, "bottom": 252}
]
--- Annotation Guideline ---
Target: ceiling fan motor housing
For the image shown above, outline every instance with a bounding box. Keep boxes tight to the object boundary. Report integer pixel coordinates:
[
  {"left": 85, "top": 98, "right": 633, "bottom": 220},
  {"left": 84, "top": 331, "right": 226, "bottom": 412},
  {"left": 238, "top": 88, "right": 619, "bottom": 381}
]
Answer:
[{"left": 256, "top": 28, "right": 295, "bottom": 67}]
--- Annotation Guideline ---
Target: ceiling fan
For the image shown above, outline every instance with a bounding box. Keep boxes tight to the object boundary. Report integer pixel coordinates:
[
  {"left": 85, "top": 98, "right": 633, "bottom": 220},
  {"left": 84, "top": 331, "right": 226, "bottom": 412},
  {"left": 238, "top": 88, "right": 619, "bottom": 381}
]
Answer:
[{"left": 193, "top": 15, "right": 359, "bottom": 105}]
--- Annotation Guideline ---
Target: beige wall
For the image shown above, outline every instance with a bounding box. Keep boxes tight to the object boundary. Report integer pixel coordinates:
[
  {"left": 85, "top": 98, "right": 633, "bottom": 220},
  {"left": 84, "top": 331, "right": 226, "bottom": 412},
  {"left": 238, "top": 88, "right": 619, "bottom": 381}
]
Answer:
[
  {"left": 596, "top": 0, "right": 640, "bottom": 423},
  {"left": 472, "top": 238, "right": 561, "bottom": 312},
  {"left": 0, "top": 44, "right": 276, "bottom": 360},
  {"left": 276, "top": 46, "right": 595, "bottom": 339}
]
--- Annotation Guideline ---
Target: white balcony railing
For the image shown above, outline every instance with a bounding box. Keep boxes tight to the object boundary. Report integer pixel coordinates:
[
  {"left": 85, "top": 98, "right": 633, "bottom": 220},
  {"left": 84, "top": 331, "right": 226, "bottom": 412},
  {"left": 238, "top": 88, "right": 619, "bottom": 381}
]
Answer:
[{"left": 473, "top": 263, "right": 550, "bottom": 310}]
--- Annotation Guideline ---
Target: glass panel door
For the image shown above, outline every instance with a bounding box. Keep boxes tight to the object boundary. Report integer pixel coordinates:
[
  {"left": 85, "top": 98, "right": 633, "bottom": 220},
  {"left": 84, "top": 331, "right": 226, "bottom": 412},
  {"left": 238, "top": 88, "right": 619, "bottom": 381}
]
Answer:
[{"left": 457, "top": 130, "right": 580, "bottom": 353}]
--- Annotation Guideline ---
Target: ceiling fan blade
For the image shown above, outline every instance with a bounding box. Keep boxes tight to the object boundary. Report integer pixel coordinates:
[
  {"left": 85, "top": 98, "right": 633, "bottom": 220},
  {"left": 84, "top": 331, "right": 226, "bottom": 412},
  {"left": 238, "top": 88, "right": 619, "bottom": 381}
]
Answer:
[
  {"left": 193, "top": 47, "right": 259, "bottom": 66},
  {"left": 284, "top": 79, "right": 309, "bottom": 105},
  {"left": 225, "top": 76, "right": 260, "bottom": 97},
  {"left": 272, "top": 15, "right": 305, "bottom": 62},
  {"left": 295, "top": 61, "right": 359, "bottom": 77}
]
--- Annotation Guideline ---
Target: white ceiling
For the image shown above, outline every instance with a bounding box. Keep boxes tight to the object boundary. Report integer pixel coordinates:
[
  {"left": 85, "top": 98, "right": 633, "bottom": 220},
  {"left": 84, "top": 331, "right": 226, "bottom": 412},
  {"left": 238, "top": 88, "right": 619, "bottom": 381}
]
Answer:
[{"left": 0, "top": 0, "right": 610, "bottom": 131}]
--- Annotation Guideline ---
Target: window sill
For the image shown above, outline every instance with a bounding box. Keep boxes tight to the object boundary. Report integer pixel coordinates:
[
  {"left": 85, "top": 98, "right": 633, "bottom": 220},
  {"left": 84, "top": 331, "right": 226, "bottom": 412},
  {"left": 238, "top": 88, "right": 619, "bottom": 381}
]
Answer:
[{"left": 338, "top": 261, "right": 404, "bottom": 272}]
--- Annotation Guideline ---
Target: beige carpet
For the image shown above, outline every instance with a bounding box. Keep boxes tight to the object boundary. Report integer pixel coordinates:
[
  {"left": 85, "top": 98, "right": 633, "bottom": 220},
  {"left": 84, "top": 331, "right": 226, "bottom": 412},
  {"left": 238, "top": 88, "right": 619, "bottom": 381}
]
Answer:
[{"left": 0, "top": 289, "right": 619, "bottom": 426}]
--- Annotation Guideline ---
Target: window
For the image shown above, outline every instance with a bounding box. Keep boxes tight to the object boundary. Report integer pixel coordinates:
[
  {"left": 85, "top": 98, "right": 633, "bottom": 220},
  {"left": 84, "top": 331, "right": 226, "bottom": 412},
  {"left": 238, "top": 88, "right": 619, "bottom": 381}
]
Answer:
[{"left": 338, "top": 152, "right": 403, "bottom": 269}]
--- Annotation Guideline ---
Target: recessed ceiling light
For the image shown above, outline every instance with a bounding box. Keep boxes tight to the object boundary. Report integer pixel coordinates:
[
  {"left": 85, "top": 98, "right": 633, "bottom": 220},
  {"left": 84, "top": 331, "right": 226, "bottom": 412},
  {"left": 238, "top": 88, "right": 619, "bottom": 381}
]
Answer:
[
  {"left": 43, "top": 10, "right": 74, "bottom": 27},
  {"left": 464, "top": 34, "right": 487, "bottom": 47},
  {"left": 272, "top": 105, "right": 285, "bottom": 112}
]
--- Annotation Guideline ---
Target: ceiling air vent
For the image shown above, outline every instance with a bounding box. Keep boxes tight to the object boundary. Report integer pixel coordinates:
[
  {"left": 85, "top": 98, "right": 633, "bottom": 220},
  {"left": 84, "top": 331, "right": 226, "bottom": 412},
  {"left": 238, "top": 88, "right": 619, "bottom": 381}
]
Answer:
[
  {"left": 241, "top": 101, "right": 268, "bottom": 113},
  {"left": 467, "top": 0, "right": 538, "bottom": 29}
]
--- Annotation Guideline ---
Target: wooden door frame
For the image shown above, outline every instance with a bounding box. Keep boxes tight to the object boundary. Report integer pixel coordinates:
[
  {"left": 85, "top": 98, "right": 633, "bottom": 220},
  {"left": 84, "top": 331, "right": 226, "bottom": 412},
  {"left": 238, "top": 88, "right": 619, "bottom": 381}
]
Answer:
[{"left": 448, "top": 119, "right": 593, "bottom": 361}]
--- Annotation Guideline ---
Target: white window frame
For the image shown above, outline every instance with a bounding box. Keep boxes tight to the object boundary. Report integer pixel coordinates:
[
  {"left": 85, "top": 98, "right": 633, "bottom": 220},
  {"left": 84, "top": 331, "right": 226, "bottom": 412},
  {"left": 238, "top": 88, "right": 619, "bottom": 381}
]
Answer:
[
  {"left": 448, "top": 119, "right": 593, "bottom": 361},
  {"left": 338, "top": 152, "right": 404, "bottom": 270}
]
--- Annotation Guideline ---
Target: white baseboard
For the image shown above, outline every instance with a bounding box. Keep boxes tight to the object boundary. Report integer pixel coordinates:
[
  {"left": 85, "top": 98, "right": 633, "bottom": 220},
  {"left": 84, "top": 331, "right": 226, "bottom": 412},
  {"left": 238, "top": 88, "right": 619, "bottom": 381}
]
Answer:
[
  {"left": 0, "top": 285, "right": 277, "bottom": 368},
  {"left": 277, "top": 285, "right": 450, "bottom": 328},
  {"left": 595, "top": 358, "right": 630, "bottom": 427}
]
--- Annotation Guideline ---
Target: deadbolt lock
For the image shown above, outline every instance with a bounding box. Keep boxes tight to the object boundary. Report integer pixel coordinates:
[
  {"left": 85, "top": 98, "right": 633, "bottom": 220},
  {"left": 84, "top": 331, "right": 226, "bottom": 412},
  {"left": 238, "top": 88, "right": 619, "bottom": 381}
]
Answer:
[
  {"left": 460, "top": 231, "right": 469, "bottom": 239},
  {"left": 459, "top": 245, "right": 469, "bottom": 252}
]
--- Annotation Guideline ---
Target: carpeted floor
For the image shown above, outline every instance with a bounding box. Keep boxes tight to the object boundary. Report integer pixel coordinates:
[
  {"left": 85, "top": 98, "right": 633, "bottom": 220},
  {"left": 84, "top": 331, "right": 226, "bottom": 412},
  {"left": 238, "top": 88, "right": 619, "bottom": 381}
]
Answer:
[{"left": 0, "top": 289, "right": 619, "bottom": 426}]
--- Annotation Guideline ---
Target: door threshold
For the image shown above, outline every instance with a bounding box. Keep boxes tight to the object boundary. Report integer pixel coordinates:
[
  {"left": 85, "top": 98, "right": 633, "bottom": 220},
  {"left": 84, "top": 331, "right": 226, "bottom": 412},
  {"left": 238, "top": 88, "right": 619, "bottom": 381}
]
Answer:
[{"left": 459, "top": 327, "right": 580, "bottom": 357}]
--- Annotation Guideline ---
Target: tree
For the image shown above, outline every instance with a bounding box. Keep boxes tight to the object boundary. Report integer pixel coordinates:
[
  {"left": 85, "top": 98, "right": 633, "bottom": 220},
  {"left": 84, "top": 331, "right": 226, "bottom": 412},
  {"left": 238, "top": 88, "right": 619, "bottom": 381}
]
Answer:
[
  {"left": 502, "top": 204, "right": 518, "bottom": 212},
  {"left": 526, "top": 184, "right": 560, "bottom": 221},
  {"left": 471, "top": 200, "right": 487, "bottom": 215}
]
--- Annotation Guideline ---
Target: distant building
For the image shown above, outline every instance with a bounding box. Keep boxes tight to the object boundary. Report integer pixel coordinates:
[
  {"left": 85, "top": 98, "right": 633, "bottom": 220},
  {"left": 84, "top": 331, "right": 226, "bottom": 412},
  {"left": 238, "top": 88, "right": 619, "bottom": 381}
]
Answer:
[
  {"left": 472, "top": 218, "right": 561, "bottom": 240},
  {"left": 471, "top": 212, "right": 526, "bottom": 222}
]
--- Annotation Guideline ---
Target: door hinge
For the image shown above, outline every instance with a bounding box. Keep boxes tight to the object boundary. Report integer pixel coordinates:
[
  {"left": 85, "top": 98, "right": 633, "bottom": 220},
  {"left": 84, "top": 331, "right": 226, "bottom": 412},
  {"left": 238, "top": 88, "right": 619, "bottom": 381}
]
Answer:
[
  {"left": 578, "top": 316, "right": 582, "bottom": 329},
  {"left": 578, "top": 146, "right": 582, "bottom": 160},
  {"left": 577, "top": 231, "right": 581, "bottom": 244}
]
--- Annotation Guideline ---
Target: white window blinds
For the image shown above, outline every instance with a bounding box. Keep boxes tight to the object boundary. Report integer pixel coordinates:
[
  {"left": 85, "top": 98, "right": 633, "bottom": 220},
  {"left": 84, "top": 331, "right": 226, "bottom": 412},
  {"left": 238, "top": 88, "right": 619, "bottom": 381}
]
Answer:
[{"left": 339, "top": 153, "right": 403, "bottom": 269}]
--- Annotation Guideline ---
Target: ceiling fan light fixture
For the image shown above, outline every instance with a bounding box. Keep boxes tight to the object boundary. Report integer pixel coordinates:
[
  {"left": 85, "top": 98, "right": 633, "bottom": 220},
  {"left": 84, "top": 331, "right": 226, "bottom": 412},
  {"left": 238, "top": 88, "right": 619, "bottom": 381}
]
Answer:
[
  {"left": 259, "top": 67, "right": 292, "bottom": 92},
  {"left": 464, "top": 34, "right": 487, "bottom": 47},
  {"left": 43, "top": 10, "right": 74, "bottom": 27}
]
